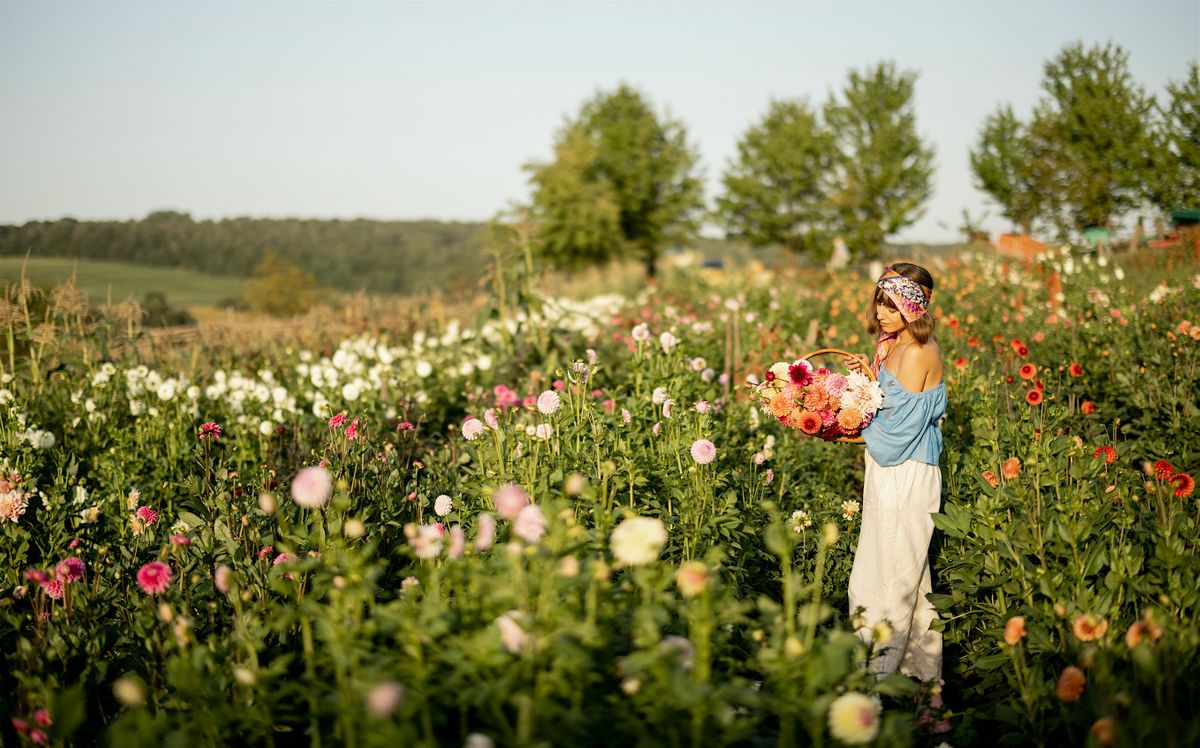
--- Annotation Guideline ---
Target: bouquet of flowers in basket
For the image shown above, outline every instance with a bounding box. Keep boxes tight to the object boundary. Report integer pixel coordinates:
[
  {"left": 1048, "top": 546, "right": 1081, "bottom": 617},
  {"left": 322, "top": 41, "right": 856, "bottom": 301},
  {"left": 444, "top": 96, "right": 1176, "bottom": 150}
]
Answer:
[{"left": 749, "top": 358, "right": 884, "bottom": 441}]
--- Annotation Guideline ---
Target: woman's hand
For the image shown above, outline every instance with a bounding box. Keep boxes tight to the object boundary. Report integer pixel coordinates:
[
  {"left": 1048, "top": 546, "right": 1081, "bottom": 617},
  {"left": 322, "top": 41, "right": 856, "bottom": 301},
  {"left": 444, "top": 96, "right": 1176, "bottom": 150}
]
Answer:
[{"left": 843, "top": 354, "right": 869, "bottom": 374}]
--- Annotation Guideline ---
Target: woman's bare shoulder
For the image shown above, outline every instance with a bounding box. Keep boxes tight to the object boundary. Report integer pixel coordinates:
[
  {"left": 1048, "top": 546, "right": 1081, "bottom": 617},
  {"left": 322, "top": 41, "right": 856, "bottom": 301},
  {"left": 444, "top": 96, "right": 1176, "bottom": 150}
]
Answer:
[{"left": 897, "top": 338, "right": 943, "bottom": 390}]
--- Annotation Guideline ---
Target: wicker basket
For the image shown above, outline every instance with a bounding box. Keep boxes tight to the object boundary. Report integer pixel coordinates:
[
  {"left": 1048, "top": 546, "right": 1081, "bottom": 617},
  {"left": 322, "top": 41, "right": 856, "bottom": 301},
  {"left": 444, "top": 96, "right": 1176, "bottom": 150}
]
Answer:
[{"left": 798, "top": 348, "right": 875, "bottom": 444}]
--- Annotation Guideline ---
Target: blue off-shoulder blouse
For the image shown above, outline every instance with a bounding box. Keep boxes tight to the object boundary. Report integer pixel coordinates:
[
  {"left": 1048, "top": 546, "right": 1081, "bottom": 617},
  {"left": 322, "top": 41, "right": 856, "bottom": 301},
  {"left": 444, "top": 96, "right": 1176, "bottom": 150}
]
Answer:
[{"left": 861, "top": 368, "right": 946, "bottom": 467}]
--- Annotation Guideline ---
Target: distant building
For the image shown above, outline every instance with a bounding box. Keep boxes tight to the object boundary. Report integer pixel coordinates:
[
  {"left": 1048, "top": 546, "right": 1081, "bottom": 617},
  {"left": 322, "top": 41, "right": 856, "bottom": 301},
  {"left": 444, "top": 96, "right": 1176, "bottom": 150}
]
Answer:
[{"left": 994, "top": 233, "right": 1048, "bottom": 260}]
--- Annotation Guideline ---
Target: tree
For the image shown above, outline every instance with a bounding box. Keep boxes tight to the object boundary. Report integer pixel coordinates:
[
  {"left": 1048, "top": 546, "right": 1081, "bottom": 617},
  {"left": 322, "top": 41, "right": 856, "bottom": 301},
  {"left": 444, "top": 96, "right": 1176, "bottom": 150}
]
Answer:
[
  {"left": 525, "top": 124, "right": 624, "bottom": 269},
  {"left": 716, "top": 99, "right": 836, "bottom": 256},
  {"left": 823, "top": 62, "right": 935, "bottom": 258},
  {"left": 969, "top": 104, "right": 1046, "bottom": 233},
  {"left": 241, "top": 250, "right": 320, "bottom": 317},
  {"left": 526, "top": 84, "right": 705, "bottom": 278},
  {"left": 1037, "top": 41, "right": 1155, "bottom": 231},
  {"left": 1146, "top": 61, "right": 1200, "bottom": 212}
]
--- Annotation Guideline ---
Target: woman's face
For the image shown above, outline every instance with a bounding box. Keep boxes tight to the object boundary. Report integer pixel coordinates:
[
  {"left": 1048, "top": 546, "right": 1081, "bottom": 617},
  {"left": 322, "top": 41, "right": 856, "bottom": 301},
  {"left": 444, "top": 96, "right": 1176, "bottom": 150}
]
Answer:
[{"left": 876, "top": 300, "right": 905, "bottom": 334}]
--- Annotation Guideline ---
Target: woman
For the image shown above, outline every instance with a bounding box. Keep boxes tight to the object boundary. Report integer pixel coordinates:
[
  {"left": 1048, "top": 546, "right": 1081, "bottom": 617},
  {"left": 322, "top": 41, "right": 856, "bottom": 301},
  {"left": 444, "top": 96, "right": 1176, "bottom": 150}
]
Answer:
[{"left": 844, "top": 262, "right": 945, "bottom": 681}]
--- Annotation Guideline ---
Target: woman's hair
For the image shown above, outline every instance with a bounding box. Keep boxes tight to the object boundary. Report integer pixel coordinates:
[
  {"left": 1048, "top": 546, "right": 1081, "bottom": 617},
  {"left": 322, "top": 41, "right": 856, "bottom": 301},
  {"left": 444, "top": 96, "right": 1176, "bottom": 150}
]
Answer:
[{"left": 865, "top": 262, "right": 937, "bottom": 344}]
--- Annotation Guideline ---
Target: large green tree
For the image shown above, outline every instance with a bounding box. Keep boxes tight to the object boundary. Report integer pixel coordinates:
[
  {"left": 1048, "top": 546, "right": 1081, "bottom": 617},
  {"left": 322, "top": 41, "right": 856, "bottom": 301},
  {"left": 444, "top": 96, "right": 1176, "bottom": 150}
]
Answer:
[
  {"left": 526, "top": 84, "right": 704, "bottom": 278},
  {"left": 969, "top": 104, "right": 1046, "bottom": 234},
  {"left": 716, "top": 99, "right": 835, "bottom": 256},
  {"left": 823, "top": 62, "right": 935, "bottom": 258},
  {"left": 1147, "top": 61, "right": 1200, "bottom": 213},
  {"left": 1037, "top": 41, "right": 1156, "bottom": 232}
]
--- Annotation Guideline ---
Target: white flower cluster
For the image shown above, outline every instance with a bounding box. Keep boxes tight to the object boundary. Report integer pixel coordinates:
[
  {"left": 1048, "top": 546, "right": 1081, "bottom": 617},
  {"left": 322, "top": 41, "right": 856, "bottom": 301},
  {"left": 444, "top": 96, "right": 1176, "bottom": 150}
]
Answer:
[
  {"left": 15, "top": 428, "right": 55, "bottom": 449},
  {"left": 840, "top": 372, "right": 883, "bottom": 414}
]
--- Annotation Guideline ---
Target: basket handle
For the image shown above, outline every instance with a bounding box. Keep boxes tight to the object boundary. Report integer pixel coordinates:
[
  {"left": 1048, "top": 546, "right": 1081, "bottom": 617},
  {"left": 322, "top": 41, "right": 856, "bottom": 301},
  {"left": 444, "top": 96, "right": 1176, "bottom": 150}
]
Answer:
[{"left": 799, "top": 348, "right": 876, "bottom": 382}]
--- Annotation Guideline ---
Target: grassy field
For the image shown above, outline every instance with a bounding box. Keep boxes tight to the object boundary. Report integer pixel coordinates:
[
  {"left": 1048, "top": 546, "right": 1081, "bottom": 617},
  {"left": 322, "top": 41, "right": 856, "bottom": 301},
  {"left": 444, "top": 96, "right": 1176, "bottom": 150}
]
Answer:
[{"left": 0, "top": 256, "right": 244, "bottom": 309}]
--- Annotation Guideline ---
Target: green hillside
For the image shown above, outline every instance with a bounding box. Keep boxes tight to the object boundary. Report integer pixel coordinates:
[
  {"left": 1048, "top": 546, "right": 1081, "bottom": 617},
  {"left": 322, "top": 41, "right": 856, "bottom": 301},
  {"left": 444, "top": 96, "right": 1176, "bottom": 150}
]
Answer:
[
  {"left": 0, "top": 256, "right": 244, "bottom": 309},
  {"left": 0, "top": 213, "right": 490, "bottom": 296}
]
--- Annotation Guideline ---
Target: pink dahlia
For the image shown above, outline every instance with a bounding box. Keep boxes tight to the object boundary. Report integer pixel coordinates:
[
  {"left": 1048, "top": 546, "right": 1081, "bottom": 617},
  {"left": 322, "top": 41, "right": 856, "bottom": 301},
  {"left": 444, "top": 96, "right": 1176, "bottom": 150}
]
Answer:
[
  {"left": 788, "top": 360, "right": 813, "bottom": 386},
  {"left": 493, "top": 484, "right": 530, "bottom": 520},
  {"left": 55, "top": 557, "right": 86, "bottom": 583},
  {"left": 825, "top": 373, "right": 849, "bottom": 397},
  {"left": 136, "top": 561, "right": 172, "bottom": 595},
  {"left": 136, "top": 506, "right": 159, "bottom": 525},
  {"left": 346, "top": 417, "right": 360, "bottom": 440},
  {"left": 44, "top": 579, "right": 64, "bottom": 600},
  {"left": 198, "top": 421, "right": 222, "bottom": 441},
  {"left": 512, "top": 504, "right": 547, "bottom": 543},
  {"left": 328, "top": 411, "right": 348, "bottom": 429},
  {"left": 690, "top": 439, "right": 717, "bottom": 465},
  {"left": 474, "top": 512, "right": 497, "bottom": 551},
  {"left": 291, "top": 466, "right": 333, "bottom": 509}
]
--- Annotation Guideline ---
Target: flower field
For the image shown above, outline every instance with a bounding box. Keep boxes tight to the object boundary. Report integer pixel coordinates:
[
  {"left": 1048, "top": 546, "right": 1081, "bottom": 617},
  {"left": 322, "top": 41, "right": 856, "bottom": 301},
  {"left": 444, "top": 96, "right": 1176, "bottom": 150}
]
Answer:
[{"left": 1, "top": 246, "right": 1198, "bottom": 747}]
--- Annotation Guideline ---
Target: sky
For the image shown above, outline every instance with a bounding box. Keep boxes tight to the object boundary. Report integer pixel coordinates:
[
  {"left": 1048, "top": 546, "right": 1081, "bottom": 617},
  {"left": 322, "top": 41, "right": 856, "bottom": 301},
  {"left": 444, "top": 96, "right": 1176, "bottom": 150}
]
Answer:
[{"left": 1, "top": 1, "right": 1197, "bottom": 245}]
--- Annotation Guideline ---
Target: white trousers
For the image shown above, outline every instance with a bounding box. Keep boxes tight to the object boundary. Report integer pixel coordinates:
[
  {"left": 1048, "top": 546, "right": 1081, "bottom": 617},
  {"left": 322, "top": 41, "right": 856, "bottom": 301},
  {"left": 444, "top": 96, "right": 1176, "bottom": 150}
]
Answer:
[{"left": 848, "top": 452, "right": 943, "bottom": 681}]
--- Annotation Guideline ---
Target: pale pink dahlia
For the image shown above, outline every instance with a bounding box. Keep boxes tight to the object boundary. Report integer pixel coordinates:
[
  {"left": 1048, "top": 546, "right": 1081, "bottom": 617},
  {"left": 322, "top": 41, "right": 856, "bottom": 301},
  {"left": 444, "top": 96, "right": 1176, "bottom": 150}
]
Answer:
[
  {"left": 291, "top": 466, "right": 333, "bottom": 509},
  {"left": 493, "top": 484, "right": 530, "bottom": 520},
  {"left": 690, "top": 439, "right": 717, "bottom": 465}
]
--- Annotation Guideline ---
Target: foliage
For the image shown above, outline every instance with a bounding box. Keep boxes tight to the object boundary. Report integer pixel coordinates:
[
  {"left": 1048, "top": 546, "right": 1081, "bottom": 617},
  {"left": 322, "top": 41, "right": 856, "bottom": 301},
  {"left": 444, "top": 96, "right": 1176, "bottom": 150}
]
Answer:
[
  {"left": 1147, "top": 61, "right": 1200, "bottom": 213},
  {"left": 716, "top": 99, "right": 836, "bottom": 257},
  {"left": 526, "top": 84, "right": 705, "bottom": 278},
  {"left": 240, "top": 250, "right": 321, "bottom": 318},
  {"left": 524, "top": 124, "right": 625, "bottom": 270},
  {"left": 0, "top": 244, "right": 1198, "bottom": 746},
  {"left": 1036, "top": 42, "right": 1156, "bottom": 232},
  {"left": 969, "top": 105, "right": 1045, "bottom": 234},
  {"left": 823, "top": 61, "right": 936, "bottom": 259},
  {"left": 140, "top": 292, "right": 195, "bottom": 328},
  {"left": 0, "top": 213, "right": 490, "bottom": 296}
]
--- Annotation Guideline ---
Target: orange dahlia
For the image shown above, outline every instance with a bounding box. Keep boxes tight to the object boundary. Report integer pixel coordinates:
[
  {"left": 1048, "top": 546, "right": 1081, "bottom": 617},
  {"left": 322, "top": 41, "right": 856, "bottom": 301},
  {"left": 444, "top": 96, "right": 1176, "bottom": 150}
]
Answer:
[
  {"left": 1069, "top": 362, "right": 1083, "bottom": 377},
  {"left": 767, "top": 392, "right": 793, "bottom": 419},
  {"left": 1081, "top": 401, "right": 1096, "bottom": 415},
  {"left": 1002, "top": 457, "right": 1021, "bottom": 480},
  {"left": 1124, "top": 618, "right": 1164, "bottom": 648},
  {"left": 1003, "top": 616, "right": 1026, "bottom": 646},
  {"left": 1025, "top": 389, "right": 1043, "bottom": 406},
  {"left": 1093, "top": 446, "right": 1117, "bottom": 465},
  {"left": 1154, "top": 460, "right": 1175, "bottom": 480},
  {"left": 837, "top": 408, "right": 863, "bottom": 432},
  {"left": 982, "top": 470, "right": 999, "bottom": 488},
  {"left": 1171, "top": 472, "right": 1195, "bottom": 498},
  {"left": 797, "top": 411, "right": 822, "bottom": 435},
  {"left": 803, "top": 388, "right": 826, "bottom": 411},
  {"left": 1056, "top": 666, "right": 1086, "bottom": 702},
  {"left": 1019, "top": 363, "right": 1037, "bottom": 380},
  {"left": 1072, "top": 613, "right": 1109, "bottom": 642},
  {"left": 1090, "top": 717, "right": 1117, "bottom": 746}
]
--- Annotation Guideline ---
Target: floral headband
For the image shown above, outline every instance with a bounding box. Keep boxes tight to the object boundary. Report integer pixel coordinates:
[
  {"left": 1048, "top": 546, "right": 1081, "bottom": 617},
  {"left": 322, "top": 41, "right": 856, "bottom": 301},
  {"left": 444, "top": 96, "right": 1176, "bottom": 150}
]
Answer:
[{"left": 877, "top": 267, "right": 932, "bottom": 322}]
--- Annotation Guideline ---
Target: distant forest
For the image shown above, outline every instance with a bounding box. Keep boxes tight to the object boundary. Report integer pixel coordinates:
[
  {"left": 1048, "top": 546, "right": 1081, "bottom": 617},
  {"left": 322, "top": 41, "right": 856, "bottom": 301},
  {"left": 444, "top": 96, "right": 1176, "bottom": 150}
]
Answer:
[{"left": 0, "top": 212, "right": 493, "bottom": 295}]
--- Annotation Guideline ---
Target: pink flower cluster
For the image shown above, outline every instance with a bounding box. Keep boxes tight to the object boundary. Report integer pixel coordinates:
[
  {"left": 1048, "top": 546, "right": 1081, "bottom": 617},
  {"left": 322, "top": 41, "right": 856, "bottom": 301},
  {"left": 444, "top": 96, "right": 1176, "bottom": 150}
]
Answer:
[
  {"left": 25, "top": 556, "right": 87, "bottom": 601},
  {"left": 0, "top": 471, "right": 32, "bottom": 524},
  {"left": 329, "top": 411, "right": 362, "bottom": 440},
  {"left": 11, "top": 709, "right": 52, "bottom": 744},
  {"left": 198, "top": 421, "right": 222, "bottom": 441}
]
